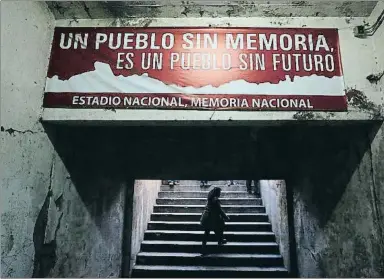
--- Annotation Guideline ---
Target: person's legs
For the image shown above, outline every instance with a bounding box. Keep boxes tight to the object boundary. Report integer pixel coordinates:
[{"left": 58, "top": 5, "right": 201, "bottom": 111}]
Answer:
[
  {"left": 201, "top": 229, "right": 210, "bottom": 254},
  {"left": 254, "top": 180, "right": 260, "bottom": 196},
  {"left": 168, "top": 180, "right": 175, "bottom": 186},
  {"left": 214, "top": 227, "right": 227, "bottom": 245},
  {"left": 200, "top": 180, "right": 211, "bottom": 187},
  {"left": 202, "top": 229, "right": 210, "bottom": 246},
  {"left": 246, "top": 180, "right": 252, "bottom": 193}
]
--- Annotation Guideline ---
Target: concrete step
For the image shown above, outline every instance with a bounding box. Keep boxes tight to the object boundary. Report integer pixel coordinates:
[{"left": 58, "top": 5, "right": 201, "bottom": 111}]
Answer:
[
  {"left": 144, "top": 230, "right": 276, "bottom": 242},
  {"left": 165, "top": 180, "right": 247, "bottom": 187},
  {"left": 153, "top": 205, "right": 266, "bottom": 213},
  {"left": 132, "top": 265, "right": 288, "bottom": 278},
  {"left": 147, "top": 221, "right": 272, "bottom": 232},
  {"left": 140, "top": 241, "right": 280, "bottom": 254},
  {"left": 150, "top": 213, "right": 269, "bottom": 222},
  {"left": 132, "top": 265, "right": 289, "bottom": 278},
  {"left": 136, "top": 252, "right": 284, "bottom": 267},
  {"left": 156, "top": 198, "right": 262, "bottom": 206},
  {"left": 161, "top": 185, "right": 248, "bottom": 191},
  {"left": 159, "top": 191, "right": 257, "bottom": 198}
]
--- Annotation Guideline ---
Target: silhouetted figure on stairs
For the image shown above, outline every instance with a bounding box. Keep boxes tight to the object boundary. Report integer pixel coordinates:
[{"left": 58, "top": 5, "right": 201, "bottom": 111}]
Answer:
[
  {"left": 199, "top": 187, "right": 230, "bottom": 255},
  {"left": 200, "top": 180, "right": 211, "bottom": 187},
  {"left": 246, "top": 180, "right": 260, "bottom": 195}
]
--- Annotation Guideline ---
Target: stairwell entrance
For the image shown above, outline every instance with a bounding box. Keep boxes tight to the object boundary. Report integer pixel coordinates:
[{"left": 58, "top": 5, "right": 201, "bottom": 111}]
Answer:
[
  {"left": 130, "top": 180, "right": 290, "bottom": 278},
  {"left": 44, "top": 122, "right": 379, "bottom": 278}
]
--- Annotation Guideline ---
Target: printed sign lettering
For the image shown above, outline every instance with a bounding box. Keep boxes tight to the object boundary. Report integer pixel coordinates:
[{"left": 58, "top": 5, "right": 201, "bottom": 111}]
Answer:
[{"left": 44, "top": 27, "right": 346, "bottom": 111}]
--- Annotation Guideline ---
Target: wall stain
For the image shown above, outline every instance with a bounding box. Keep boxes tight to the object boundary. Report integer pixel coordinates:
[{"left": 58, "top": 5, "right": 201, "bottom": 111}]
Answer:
[
  {"left": 82, "top": 2, "right": 92, "bottom": 19},
  {"left": 293, "top": 111, "right": 315, "bottom": 120},
  {"left": 55, "top": 194, "right": 64, "bottom": 211},
  {"left": 181, "top": 5, "right": 191, "bottom": 17},
  {"left": 3, "top": 233, "right": 14, "bottom": 255},
  {"left": 1, "top": 126, "right": 35, "bottom": 136},
  {"left": 31, "top": 159, "right": 63, "bottom": 278},
  {"left": 292, "top": 1, "right": 308, "bottom": 6},
  {"left": 345, "top": 88, "right": 382, "bottom": 119},
  {"left": 366, "top": 72, "right": 384, "bottom": 84},
  {"left": 32, "top": 188, "right": 53, "bottom": 277}
]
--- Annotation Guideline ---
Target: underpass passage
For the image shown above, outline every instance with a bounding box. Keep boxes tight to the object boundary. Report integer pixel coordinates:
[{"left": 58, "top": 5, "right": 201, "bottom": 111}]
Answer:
[{"left": 131, "top": 180, "right": 289, "bottom": 278}]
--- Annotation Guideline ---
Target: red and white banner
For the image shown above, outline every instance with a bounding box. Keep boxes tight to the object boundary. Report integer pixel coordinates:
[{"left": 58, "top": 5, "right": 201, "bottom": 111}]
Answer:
[{"left": 44, "top": 27, "right": 346, "bottom": 111}]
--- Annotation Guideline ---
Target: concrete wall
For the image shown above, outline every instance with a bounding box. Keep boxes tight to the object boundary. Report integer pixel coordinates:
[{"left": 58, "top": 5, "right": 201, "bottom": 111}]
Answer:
[
  {"left": 259, "top": 180, "right": 290, "bottom": 272},
  {"left": 289, "top": 5, "right": 384, "bottom": 277},
  {"left": 1, "top": 2, "right": 56, "bottom": 277},
  {"left": 1, "top": 2, "right": 127, "bottom": 277},
  {"left": 289, "top": 124, "right": 384, "bottom": 277},
  {"left": 130, "top": 180, "right": 162, "bottom": 270}
]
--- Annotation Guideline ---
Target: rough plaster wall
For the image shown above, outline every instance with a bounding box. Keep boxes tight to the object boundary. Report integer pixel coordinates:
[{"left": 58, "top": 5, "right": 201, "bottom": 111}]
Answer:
[
  {"left": 292, "top": 135, "right": 384, "bottom": 277},
  {"left": 0, "top": 2, "right": 55, "bottom": 277},
  {"left": 130, "top": 180, "right": 162, "bottom": 269},
  {"left": 46, "top": 1, "right": 378, "bottom": 19},
  {"left": 259, "top": 180, "right": 290, "bottom": 272},
  {"left": 44, "top": 153, "right": 126, "bottom": 278},
  {"left": 289, "top": 123, "right": 384, "bottom": 275},
  {"left": 1, "top": 2, "right": 127, "bottom": 277}
]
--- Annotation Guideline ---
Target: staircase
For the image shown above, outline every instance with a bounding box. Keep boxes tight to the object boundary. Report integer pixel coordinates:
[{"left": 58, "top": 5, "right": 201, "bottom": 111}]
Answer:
[{"left": 131, "top": 180, "right": 289, "bottom": 278}]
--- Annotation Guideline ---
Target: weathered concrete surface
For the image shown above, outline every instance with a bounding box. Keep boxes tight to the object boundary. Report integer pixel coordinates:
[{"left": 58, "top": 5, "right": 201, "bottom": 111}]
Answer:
[
  {"left": 130, "top": 180, "right": 162, "bottom": 271},
  {"left": 44, "top": 152, "right": 126, "bottom": 278},
  {"left": 1, "top": 2, "right": 55, "bottom": 277},
  {"left": 289, "top": 123, "right": 384, "bottom": 277},
  {"left": 259, "top": 180, "right": 290, "bottom": 272},
  {"left": 46, "top": 1, "right": 378, "bottom": 19},
  {"left": 1, "top": 2, "right": 127, "bottom": 277}
]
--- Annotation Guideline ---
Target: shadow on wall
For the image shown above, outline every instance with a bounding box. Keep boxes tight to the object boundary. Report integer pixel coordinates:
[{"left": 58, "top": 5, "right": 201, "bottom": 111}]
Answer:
[
  {"left": 278, "top": 122, "right": 382, "bottom": 227},
  {"left": 41, "top": 124, "right": 131, "bottom": 277},
  {"left": 43, "top": 124, "right": 128, "bottom": 228}
]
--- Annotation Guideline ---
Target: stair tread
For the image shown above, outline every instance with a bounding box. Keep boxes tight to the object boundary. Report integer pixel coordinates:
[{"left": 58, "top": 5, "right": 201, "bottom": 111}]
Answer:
[
  {"left": 146, "top": 230, "right": 274, "bottom": 235},
  {"left": 162, "top": 186, "right": 247, "bottom": 188},
  {"left": 142, "top": 241, "right": 278, "bottom": 246},
  {"left": 157, "top": 198, "right": 260, "bottom": 200},
  {"left": 149, "top": 221, "right": 270, "bottom": 225},
  {"left": 137, "top": 252, "right": 283, "bottom": 258},
  {"left": 154, "top": 205, "right": 264, "bottom": 207},
  {"left": 152, "top": 213, "right": 268, "bottom": 216},
  {"left": 137, "top": 182, "right": 283, "bottom": 275},
  {"left": 133, "top": 265, "right": 287, "bottom": 272},
  {"left": 160, "top": 191, "right": 254, "bottom": 193}
]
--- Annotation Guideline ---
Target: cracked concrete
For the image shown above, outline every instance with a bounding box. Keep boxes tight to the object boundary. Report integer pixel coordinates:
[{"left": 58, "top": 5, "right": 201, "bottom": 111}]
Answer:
[{"left": 46, "top": 1, "right": 378, "bottom": 19}]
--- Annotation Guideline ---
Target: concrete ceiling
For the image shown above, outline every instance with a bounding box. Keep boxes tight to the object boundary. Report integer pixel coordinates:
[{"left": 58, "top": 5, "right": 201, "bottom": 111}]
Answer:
[{"left": 47, "top": 1, "right": 379, "bottom": 19}]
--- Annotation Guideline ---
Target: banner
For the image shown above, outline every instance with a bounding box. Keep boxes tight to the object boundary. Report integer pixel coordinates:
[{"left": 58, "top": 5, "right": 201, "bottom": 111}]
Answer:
[{"left": 44, "top": 27, "right": 347, "bottom": 111}]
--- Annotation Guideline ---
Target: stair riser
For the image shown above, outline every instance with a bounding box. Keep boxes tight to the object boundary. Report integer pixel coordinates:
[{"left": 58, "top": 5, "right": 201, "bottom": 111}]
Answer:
[
  {"left": 144, "top": 233, "right": 275, "bottom": 242},
  {"left": 159, "top": 192, "right": 254, "bottom": 198},
  {"left": 132, "top": 270, "right": 288, "bottom": 278},
  {"left": 161, "top": 186, "right": 248, "bottom": 191},
  {"left": 156, "top": 199, "right": 262, "bottom": 205},
  {"left": 147, "top": 223, "right": 272, "bottom": 231},
  {"left": 140, "top": 244, "right": 280, "bottom": 254},
  {"left": 151, "top": 214, "right": 269, "bottom": 222},
  {"left": 136, "top": 255, "right": 284, "bottom": 267},
  {"left": 153, "top": 207, "right": 265, "bottom": 213},
  {"left": 163, "top": 181, "right": 247, "bottom": 186}
]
